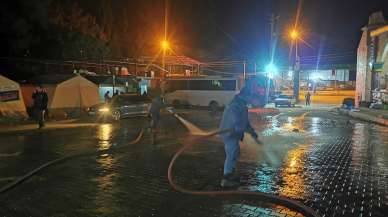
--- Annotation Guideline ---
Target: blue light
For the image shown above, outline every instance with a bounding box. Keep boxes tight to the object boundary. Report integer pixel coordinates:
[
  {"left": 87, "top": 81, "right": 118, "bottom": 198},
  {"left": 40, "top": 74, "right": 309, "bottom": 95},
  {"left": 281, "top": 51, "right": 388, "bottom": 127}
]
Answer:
[
  {"left": 265, "top": 63, "right": 277, "bottom": 78},
  {"left": 265, "top": 63, "right": 277, "bottom": 73},
  {"left": 288, "top": 70, "right": 293, "bottom": 77}
]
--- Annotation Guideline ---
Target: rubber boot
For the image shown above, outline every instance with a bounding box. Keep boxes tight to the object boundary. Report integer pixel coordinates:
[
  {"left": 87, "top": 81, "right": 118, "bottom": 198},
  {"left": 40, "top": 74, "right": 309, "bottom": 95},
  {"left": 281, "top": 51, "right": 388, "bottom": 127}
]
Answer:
[{"left": 220, "top": 173, "right": 240, "bottom": 188}]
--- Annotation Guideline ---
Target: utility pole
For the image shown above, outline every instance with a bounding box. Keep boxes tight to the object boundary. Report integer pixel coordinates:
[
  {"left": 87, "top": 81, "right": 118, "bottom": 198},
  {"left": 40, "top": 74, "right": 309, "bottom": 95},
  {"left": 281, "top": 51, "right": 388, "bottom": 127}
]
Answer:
[
  {"left": 269, "top": 14, "right": 279, "bottom": 64},
  {"left": 267, "top": 14, "right": 279, "bottom": 104},
  {"left": 294, "top": 47, "right": 300, "bottom": 102},
  {"left": 243, "top": 60, "right": 246, "bottom": 79}
]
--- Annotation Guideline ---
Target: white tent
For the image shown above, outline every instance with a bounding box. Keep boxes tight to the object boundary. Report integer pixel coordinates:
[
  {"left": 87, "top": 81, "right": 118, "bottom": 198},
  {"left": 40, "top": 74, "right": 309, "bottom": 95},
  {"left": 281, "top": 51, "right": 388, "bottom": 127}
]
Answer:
[
  {"left": 0, "top": 74, "right": 27, "bottom": 117},
  {"left": 50, "top": 75, "right": 99, "bottom": 109},
  {"left": 21, "top": 74, "right": 100, "bottom": 118}
]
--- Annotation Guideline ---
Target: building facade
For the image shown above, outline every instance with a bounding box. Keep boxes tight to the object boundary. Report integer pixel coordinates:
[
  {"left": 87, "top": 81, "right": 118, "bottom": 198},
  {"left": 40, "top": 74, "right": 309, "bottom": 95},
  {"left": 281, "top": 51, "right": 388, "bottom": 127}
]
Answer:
[{"left": 356, "top": 12, "right": 388, "bottom": 107}]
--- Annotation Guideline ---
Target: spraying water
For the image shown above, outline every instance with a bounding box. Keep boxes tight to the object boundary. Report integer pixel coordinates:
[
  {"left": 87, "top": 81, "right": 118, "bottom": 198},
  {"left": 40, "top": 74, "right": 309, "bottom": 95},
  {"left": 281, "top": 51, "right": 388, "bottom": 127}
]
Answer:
[
  {"left": 166, "top": 109, "right": 320, "bottom": 217},
  {"left": 168, "top": 108, "right": 310, "bottom": 168},
  {"left": 166, "top": 108, "right": 208, "bottom": 136}
]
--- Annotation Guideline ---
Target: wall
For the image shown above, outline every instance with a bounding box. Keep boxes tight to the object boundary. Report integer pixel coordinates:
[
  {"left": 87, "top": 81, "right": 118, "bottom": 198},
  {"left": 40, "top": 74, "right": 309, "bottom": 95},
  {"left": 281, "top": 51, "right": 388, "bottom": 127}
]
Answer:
[{"left": 356, "top": 29, "right": 371, "bottom": 106}]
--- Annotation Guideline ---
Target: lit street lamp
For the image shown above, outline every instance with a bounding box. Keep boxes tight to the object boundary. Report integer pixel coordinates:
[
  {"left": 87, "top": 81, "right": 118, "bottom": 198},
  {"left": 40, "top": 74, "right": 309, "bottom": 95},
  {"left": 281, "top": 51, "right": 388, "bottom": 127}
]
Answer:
[
  {"left": 290, "top": 29, "right": 299, "bottom": 40},
  {"left": 161, "top": 40, "right": 170, "bottom": 77},
  {"left": 161, "top": 40, "right": 169, "bottom": 51},
  {"left": 290, "top": 29, "right": 301, "bottom": 103},
  {"left": 265, "top": 62, "right": 277, "bottom": 104}
]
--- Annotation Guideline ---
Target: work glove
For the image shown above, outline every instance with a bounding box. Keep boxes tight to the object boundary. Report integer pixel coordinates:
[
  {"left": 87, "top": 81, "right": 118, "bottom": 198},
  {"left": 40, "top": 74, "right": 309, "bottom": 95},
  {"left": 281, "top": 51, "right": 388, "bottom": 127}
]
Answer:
[
  {"left": 231, "top": 130, "right": 244, "bottom": 141},
  {"left": 248, "top": 131, "right": 263, "bottom": 145},
  {"left": 250, "top": 131, "right": 258, "bottom": 140},
  {"left": 165, "top": 107, "right": 175, "bottom": 114}
]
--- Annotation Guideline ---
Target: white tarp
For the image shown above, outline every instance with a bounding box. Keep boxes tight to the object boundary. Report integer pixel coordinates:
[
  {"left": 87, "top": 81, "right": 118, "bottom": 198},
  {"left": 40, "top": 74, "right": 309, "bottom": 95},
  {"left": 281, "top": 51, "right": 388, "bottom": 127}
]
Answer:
[
  {"left": 50, "top": 75, "right": 99, "bottom": 109},
  {"left": 0, "top": 74, "right": 27, "bottom": 117}
]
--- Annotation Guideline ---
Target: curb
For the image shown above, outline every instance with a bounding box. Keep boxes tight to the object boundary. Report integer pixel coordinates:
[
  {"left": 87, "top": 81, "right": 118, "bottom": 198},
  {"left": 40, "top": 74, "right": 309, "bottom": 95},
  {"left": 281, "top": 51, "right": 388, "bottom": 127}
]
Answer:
[{"left": 337, "top": 108, "right": 388, "bottom": 126}]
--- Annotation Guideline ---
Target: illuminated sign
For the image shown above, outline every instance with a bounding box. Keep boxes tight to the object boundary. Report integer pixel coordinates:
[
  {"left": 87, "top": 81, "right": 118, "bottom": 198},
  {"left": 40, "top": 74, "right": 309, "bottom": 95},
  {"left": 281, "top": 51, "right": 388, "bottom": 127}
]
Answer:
[
  {"left": 0, "top": 90, "right": 19, "bottom": 102},
  {"left": 370, "top": 25, "right": 388, "bottom": 37}
]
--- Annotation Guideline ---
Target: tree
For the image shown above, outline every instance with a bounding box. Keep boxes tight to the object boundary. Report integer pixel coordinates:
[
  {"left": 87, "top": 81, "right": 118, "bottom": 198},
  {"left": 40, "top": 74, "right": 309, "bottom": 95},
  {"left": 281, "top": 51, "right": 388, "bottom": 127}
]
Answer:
[{"left": 50, "top": 1, "right": 111, "bottom": 59}]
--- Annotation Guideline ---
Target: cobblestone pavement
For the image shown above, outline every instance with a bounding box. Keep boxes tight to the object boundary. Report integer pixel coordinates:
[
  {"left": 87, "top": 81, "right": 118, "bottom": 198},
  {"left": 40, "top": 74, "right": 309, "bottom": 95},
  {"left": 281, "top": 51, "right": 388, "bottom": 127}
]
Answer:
[{"left": 0, "top": 108, "right": 387, "bottom": 217}]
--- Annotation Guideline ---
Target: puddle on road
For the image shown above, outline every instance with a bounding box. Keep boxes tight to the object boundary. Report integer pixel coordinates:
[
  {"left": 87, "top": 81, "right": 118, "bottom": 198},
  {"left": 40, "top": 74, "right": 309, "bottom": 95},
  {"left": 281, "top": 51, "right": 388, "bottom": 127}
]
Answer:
[
  {"left": 94, "top": 154, "right": 118, "bottom": 215},
  {"left": 235, "top": 112, "right": 388, "bottom": 216},
  {"left": 278, "top": 144, "right": 308, "bottom": 200},
  {"left": 241, "top": 112, "right": 314, "bottom": 168},
  {"left": 97, "top": 124, "right": 113, "bottom": 150},
  {"left": 261, "top": 112, "right": 313, "bottom": 136}
]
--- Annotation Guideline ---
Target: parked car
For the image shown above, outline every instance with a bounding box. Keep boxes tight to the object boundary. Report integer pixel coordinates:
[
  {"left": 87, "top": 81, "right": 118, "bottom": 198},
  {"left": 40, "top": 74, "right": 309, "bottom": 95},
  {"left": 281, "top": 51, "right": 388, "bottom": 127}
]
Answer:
[
  {"left": 342, "top": 98, "right": 355, "bottom": 109},
  {"left": 269, "top": 91, "right": 282, "bottom": 103},
  {"left": 88, "top": 94, "right": 151, "bottom": 120},
  {"left": 274, "top": 95, "right": 296, "bottom": 107}
]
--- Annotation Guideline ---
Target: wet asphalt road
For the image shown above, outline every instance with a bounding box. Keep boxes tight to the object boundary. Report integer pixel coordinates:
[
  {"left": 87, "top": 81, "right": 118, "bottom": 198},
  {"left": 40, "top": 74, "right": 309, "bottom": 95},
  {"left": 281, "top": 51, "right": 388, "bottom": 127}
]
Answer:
[{"left": 0, "top": 108, "right": 387, "bottom": 217}]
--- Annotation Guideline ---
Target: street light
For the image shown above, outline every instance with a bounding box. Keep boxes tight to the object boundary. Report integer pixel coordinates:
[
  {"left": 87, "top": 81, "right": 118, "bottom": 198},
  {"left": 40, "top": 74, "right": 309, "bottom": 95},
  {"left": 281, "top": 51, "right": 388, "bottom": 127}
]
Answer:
[
  {"left": 161, "top": 40, "right": 169, "bottom": 51},
  {"left": 290, "top": 29, "right": 299, "bottom": 40},
  {"left": 265, "top": 63, "right": 278, "bottom": 78},
  {"left": 161, "top": 39, "right": 170, "bottom": 77},
  {"left": 265, "top": 62, "right": 278, "bottom": 104},
  {"left": 289, "top": 28, "right": 301, "bottom": 103}
]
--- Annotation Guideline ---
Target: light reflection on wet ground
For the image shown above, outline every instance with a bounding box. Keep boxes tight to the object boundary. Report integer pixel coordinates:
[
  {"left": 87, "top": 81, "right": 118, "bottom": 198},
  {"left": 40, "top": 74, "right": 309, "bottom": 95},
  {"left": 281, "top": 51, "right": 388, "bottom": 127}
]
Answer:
[
  {"left": 94, "top": 154, "right": 117, "bottom": 214},
  {"left": 97, "top": 124, "right": 113, "bottom": 150},
  {"left": 233, "top": 110, "right": 388, "bottom": 217},
  {"left": 0, "top": 110, "right": 387, "bottom": 217},
  {"left": 279, "top": 144, "right": 308, "bottom": 200}
]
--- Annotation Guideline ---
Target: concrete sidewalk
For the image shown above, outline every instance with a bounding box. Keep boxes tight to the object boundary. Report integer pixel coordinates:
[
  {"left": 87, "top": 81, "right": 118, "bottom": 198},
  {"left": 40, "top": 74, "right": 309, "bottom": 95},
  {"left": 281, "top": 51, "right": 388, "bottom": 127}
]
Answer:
[{"left": 337, "top": 107, "right": 388, "bottom": 126}]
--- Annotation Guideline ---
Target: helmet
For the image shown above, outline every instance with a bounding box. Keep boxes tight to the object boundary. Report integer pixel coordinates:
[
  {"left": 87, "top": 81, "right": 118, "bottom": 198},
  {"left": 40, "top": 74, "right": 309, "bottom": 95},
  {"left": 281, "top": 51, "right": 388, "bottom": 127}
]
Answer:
[
  {"left": 244, "top": 74, "right": 267, "bottom": 89},
  {"left": 239, "top": 75, "right": 267, "bottom": 107}
]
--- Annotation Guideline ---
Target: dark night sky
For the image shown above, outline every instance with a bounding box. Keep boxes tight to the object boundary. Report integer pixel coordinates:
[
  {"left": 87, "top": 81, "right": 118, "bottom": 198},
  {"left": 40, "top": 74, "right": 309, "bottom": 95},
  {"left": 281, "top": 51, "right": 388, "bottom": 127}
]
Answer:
[
  {"left": 1, "top": 0, "right": 388, "bottom": 68},
  {"left": 164, "top": 0, "right": 388, "bottom": 66}
]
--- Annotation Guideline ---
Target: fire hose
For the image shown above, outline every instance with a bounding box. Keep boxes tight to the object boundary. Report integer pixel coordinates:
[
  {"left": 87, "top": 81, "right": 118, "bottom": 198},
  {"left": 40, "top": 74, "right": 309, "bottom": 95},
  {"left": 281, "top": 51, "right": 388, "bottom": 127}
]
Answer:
[
  {"left": 167, "top": 111, "right": 320, "bottom": 217},
  {"left": 1, "top": 112, "right": 320, "bottom": 217},
  {"left": 0, "top": 129, "right": 144, "bottom": 194}
]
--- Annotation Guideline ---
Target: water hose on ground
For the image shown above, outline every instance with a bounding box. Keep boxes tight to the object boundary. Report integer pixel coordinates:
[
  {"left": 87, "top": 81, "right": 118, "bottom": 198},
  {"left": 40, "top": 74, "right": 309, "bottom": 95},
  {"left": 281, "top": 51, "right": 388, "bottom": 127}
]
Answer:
[
  {"left": 167, "top": 111, "right": 320, "bottom": 217},
  {"left": 0, "top": 129, "right": 144, "bottom": 194}
]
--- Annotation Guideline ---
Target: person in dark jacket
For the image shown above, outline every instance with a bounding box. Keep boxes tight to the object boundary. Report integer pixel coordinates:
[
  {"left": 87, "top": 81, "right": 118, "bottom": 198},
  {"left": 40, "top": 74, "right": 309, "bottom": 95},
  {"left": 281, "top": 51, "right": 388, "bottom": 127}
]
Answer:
[
  {"left": 104, "top": 91, "right": 111, "bottom": 103},
  {"left": 219, "top": 77, "right": 266, "bottom": 187},
  {"left": 149, "top": 95, "right": 165, "bottom": 130},
  {"left": 32, "top": 85, "right": 48, "bottom": 129},
  {"left": 113, "top": 90, "right": 119, "bottom": 97},
  {"left": 305, "top": 91, "right": 311, "bottom": 106}
]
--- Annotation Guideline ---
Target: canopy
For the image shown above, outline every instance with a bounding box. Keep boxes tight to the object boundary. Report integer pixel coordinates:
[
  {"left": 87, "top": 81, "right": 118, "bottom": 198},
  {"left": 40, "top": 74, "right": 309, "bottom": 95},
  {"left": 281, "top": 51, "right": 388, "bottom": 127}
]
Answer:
[
  {"left": 0, "top": 74, "right": 27, "bottom": 117},
  {"left": 50, "top": 75, "right": 99, "bottom": 108}
]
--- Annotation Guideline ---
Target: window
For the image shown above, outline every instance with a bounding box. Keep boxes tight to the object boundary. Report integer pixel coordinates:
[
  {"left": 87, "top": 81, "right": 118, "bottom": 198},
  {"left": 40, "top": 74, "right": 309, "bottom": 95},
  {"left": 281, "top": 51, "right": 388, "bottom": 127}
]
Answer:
[
  {"left": 219, "top": 80, "right": 236, "bottom": 90},
  {"left": 188, "top": 80, "right": 212, "bottom": 90},
  {"left": 112, "top": 95, "right": 151, "bottom": 105},
  {"left": 279, "top": 95, "right": 293, "bottom": 99},
  {"left": 166, "top": 79, "right": 236, "bottom": 91},
  {"left": 165, "top": 80, "right": 189, "bottom": 92},
  {"left": 188, "top": 80, "right": 236, "bottom": 90}
]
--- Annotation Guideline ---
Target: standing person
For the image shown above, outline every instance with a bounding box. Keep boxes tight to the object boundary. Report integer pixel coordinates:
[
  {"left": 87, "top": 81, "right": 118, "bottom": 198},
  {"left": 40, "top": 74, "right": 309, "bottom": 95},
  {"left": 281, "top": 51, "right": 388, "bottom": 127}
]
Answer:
[
  {"left": 219, "top": 77, "right": 266, "bottom": 187},
  {"left": 149, "top": 95, "right": 165, "bottom": 139},
  {"left": 104, "top": 91, "right": 111, "bottom": 103},
  {"left": 41, "top": 88, "right": 49, "bottom": 120},
  {"left": 305, "top": 91, "right": 311, "bottom": 106},
  {"left": 113, "top": 90, "right": 119, "bottom": 97},
  {"left": 32, "top": 85, "right": 48, "bottom": 129}
]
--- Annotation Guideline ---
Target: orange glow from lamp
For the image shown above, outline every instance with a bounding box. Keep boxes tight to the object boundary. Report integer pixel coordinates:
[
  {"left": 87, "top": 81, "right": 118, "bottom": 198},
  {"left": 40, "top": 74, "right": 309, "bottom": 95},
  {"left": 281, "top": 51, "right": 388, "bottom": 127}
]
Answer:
[
  {"left": 290, "top": 29, "right": 299, "bottom": 40},
  {"left": 161, "top": 40, "right": 169, "bottom": 50}
]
